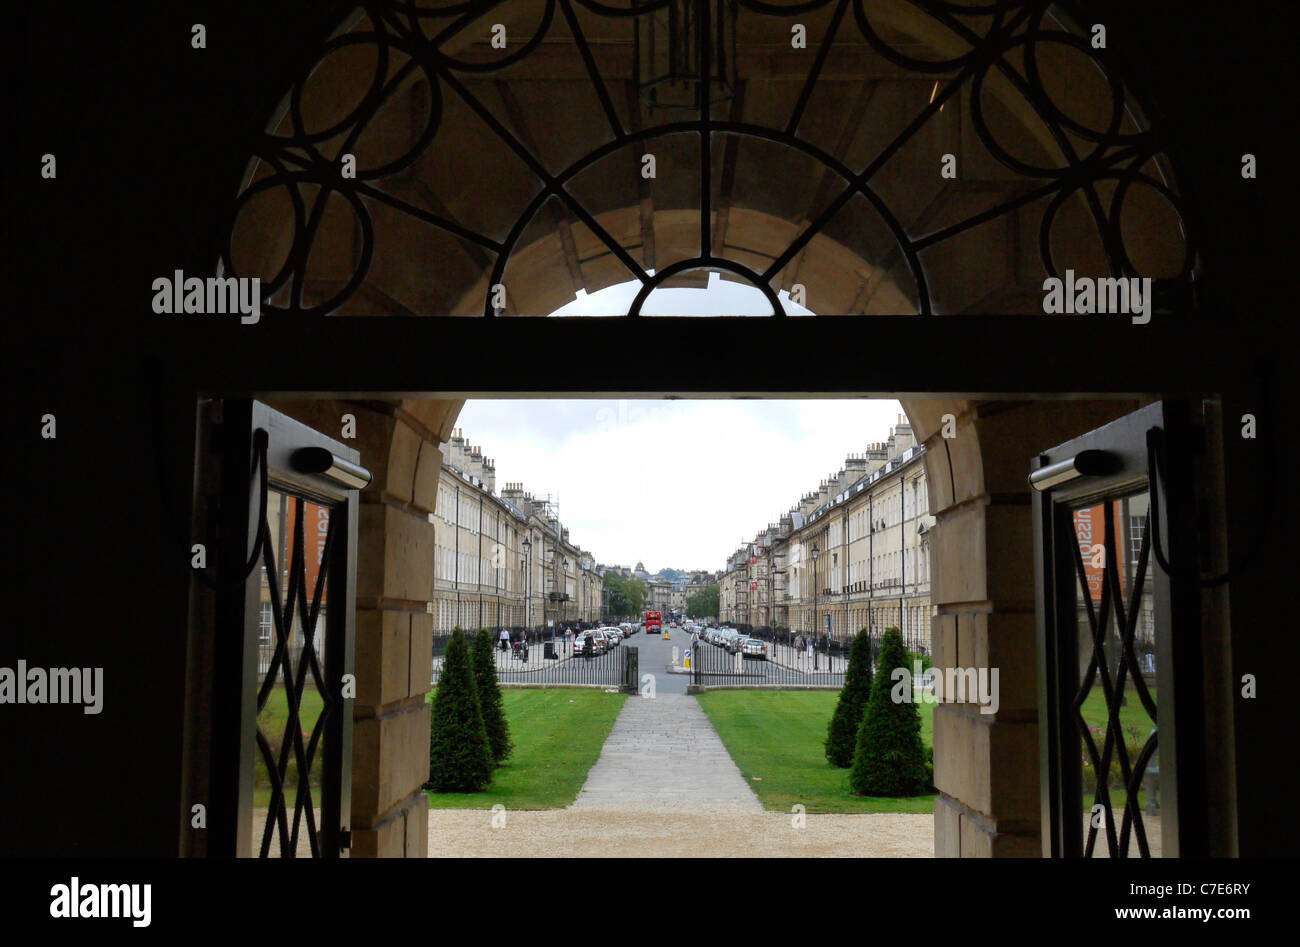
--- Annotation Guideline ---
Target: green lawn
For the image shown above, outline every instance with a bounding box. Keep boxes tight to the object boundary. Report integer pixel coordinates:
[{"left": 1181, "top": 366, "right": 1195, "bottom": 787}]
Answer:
[
  {"left": 426, "top": 689, "right": 627, "bottom": 809},
  {"left": 253, "top": 685, "right": 325, "bottom": 807},
  {"left": 697, "top": 690, "right": 936, "bottom": 814},
  {"left": 1078, "top": 686, "right": 1158, "bottom": 745},
  {"left": 258, "top": 684, "right": 325, "bottom": 745},
  {"left": 1077, "top": 686, "right": 1158, "bottom": 813}
]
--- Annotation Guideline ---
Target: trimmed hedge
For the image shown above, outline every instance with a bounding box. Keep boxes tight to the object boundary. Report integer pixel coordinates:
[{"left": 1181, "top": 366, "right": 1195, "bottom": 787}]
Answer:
[
  {"left": 849, "top": 627, "right": 930, "bottom": 796},
  {"left": 825, "top": 628, "right": 873, "bottom": 768},
  {"left": 427, "top": 628, "right": 493, "bottom": 793},
  {"left": 472, "top": 628, "right": 513, "bottom": 763}
]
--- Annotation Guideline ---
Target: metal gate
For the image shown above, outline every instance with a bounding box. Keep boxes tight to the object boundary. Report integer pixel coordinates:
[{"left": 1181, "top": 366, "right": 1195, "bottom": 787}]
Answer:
[
  {"left": 692, "top": 634, "right": 845, "bottom": 688},
  {"left": 432, "top": 634, "right": 636, "bottom": 689},
  {"left": 1031, "top": 400, "right": 1206, "bottom": 858},
  {"left": 623, "top": 645, "right": 639, "bottom": 694},
  {"left": 201, "top": 400, "right": 369, "bottom": 858}
]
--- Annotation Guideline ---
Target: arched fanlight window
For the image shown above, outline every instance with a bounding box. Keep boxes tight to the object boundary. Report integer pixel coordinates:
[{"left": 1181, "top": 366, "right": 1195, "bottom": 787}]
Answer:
[{"left": 225, "top": 0, "right": 1195, "bottom": 318}]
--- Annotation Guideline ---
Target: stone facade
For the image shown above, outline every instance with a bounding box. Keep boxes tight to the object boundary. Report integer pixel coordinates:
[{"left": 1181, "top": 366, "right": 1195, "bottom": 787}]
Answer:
[
  {"left": 432, "top": 429, "right": 602, "bottom": 634},
  {"left": 720, "top": 418, "right": 934, "bottom": 652}
]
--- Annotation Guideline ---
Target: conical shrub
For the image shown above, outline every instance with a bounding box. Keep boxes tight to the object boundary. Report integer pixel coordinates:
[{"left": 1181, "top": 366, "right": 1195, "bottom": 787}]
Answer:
[
  {"left": 472, "top": 628, "right": 512, "bottom": 763},
  {"left": 849, "top": 627, "right": 930, "bottom": 796},
  {"left": 825, "top": 628, "right": 873, "bottom": 767},
  {"left": 427, "top": 628, "right": 493, "bottom": 793}
]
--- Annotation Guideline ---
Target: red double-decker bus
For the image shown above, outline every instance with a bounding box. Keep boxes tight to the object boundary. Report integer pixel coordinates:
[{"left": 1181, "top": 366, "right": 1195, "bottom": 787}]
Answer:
[{"left": 645, "top": 610, "right": 662, "bottom": 635}]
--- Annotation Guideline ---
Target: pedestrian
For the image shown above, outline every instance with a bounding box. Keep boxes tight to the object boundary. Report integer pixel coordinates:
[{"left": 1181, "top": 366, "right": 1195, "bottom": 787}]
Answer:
[
  {"left": 518, "top": 630, "right": 528, "bottom": 663},
  {"left": 498, "top": 627, "right": 510, "bottom": 653},
  {"left": 582, "top": 633, "right": 593, "bottom": 660}
]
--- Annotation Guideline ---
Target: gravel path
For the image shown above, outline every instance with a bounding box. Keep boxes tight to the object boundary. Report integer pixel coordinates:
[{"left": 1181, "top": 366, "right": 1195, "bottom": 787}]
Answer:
[
  {"left": 428, "top": 809, "right": 934, "bottom": 857},
  {"left": 572, "top": 693, "right": 763, "bottom": 811},
  {"left": 426, "top": 691, "right": 934, "bottom": 857}
]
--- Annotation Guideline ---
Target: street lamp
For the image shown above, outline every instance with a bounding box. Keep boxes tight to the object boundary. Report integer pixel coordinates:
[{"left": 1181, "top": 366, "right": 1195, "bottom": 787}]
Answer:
[
  {"left": 748, "top": 567, "right": 759, "bottom": 632},
  {"left": 811, "top": 543, "right": 820, "bottom": 671},
  {"left": 767, "top": 547, "right": 775, "bottom": 642},
  {"left": 522, "top": 536, "right": 531, "bottom": 637}
]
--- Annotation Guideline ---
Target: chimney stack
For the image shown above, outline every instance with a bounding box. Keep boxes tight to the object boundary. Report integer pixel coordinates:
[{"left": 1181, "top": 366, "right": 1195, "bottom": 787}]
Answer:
[{"left": 845, "top": 454, "right": 868, "bottom": 484}]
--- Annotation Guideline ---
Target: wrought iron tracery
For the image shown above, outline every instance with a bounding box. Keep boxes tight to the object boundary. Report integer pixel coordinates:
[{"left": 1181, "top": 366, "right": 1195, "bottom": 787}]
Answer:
[
  {"left": 1068, "top": 496, "right": 1158, "bottom": 858},
  {"left": 255, "top": 490, "right": 338, "bottom": 857},
  {"left": 224, "top": 0, "right": 1195, "bottom": 316}
]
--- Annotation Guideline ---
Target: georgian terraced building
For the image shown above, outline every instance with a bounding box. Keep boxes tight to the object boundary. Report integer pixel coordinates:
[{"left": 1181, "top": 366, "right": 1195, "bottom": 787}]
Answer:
[
  {"left": 721, "top": 417, "right": 935, "bottom": 653},
  {"left": 431, "top": 429, "right": 602, "bottom": 634}
]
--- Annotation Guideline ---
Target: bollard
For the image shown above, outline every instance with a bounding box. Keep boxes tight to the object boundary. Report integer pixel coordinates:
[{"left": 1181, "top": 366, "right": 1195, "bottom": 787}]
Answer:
[{"left": 672, "top": 645, "right": 680, "bottom": 667}]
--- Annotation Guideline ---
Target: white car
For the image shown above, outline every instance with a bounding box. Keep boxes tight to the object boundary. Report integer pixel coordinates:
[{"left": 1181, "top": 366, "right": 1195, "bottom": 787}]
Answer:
[
  {"left": 576, "top": 632, "right": 606, "bottom": 654},
  {"left": 742, "top": 638, "right": 768, "bottom": 659}
]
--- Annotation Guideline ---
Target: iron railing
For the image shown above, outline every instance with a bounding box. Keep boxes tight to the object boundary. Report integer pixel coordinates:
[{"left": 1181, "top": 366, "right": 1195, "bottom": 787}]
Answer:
[
  {"left": 691, "top": 631, "right": 847, "bottom": 688},
  {"left": 431, "top": 630, "right": 640, "bottom": 690}
]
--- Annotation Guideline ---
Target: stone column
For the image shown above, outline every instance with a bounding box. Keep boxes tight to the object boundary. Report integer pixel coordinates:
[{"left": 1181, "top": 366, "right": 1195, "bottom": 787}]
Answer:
[
  {"left": 271, "top": 399, "right": 461, "bottom": 857},
  {"left": 903, "top": 399, "right": 1136, "bottom": 857}
]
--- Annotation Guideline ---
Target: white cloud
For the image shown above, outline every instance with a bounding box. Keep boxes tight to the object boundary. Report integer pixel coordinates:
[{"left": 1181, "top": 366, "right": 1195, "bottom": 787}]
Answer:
[{"left": 454, "top": 398, "right": 905, "bottom": 572}]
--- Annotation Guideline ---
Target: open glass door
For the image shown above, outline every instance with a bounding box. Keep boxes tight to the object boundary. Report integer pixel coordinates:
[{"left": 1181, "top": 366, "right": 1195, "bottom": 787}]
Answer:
[
  {"left": 1032, "top": 401, "right": 1207, "bottom": 858},
  {"left": 200, "top": 400, "right": 370, "bottom": 857}
]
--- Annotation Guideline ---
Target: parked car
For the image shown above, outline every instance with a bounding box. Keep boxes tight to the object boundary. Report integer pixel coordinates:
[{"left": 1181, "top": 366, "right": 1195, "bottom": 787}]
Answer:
[
  {"left": 577, "top": 632, "right": 606, "bottom": 655},
  {"left": 742, "top": 638, "right": 768, "bottom": 659}
]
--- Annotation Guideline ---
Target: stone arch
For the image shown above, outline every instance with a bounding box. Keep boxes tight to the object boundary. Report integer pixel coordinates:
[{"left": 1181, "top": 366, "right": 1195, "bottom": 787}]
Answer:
[
  {"left": 265, "top": 390, "right": 1149, "bottom": 857},
  {"left": 227, "top": 0, "right": 1192, "bottom": 317},
  {"left": 251, "top": 0, "right": 1197, "bottom": 856}
]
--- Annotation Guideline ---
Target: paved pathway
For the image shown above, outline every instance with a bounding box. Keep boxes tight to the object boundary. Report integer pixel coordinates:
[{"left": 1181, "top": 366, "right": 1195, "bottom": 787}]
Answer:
[
  {"left": 572, "top": 693, "right": 763, "bottom": 812},
  {"left": 423, "top": 627, "right": 933, "bottom": 856}
]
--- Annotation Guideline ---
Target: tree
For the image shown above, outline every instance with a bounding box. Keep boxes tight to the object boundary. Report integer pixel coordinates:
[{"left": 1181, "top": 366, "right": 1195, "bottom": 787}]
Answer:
[
  {"left": 686, "top": 583, "right": 719, "bottom": 619},
  {"left": 849, "top": 627, "right": 930, "bottom": 796},
  {"left": 471, "top": 629, "right": 512, "bottom": 763},
  {"left": 427, "top": 628, "right": 493, "bottom": 793},
  {"left": 603, "top": 572, "right": 647, "bottom": 618},
  {"left": 825, "top": 628, "right": 873, "bottom": 767}
]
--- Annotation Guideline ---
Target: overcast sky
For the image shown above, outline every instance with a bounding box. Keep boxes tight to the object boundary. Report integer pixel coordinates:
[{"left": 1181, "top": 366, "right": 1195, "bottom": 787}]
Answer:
[
  {"left": 455, "top": 397, "right": 905, "bottom": 574},
  {"left": 550, "top": 271, "right": 813, "bottom": 316}
]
